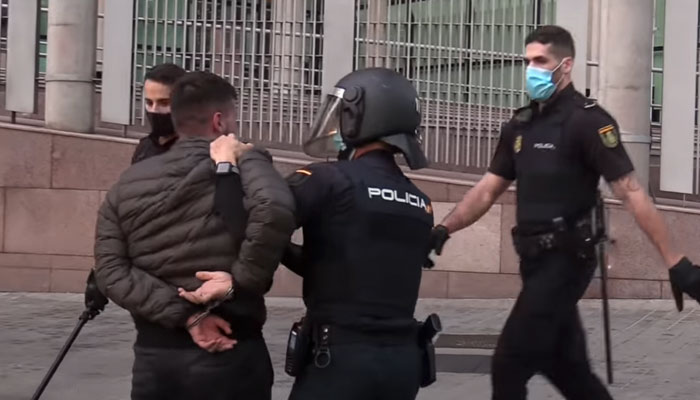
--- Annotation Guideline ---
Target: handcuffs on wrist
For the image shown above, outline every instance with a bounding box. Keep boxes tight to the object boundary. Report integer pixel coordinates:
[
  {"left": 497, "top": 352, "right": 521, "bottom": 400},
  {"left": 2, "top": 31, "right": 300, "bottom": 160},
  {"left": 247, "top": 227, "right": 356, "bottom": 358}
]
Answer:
[{"left": 186, "top": 285, "right": 235, "bottom": 330}]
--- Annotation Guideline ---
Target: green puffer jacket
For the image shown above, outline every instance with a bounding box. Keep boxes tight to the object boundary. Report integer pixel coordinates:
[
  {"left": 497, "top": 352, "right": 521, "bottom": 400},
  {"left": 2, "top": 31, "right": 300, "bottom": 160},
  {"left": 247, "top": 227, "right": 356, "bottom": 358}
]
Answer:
[{"left": 94, "top": 137, "right": 296, "bottom": 329}]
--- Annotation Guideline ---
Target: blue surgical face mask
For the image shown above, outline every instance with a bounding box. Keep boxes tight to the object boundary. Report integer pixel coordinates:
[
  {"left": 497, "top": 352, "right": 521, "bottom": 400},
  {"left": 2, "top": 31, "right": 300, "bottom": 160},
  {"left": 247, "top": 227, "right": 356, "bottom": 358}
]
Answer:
[
  {"left": 332, "top": 131, "right": 347, "bottom": 152},
  {"left": 525, "top": 59, "right": 565, "bottom": 101}
]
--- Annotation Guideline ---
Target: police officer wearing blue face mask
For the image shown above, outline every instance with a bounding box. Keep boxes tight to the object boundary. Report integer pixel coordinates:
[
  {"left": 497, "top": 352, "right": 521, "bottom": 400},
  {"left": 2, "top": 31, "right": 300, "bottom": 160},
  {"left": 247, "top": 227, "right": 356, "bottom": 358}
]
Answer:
[{"left": 427, "top": 25, "right": 697, "bottom": 399}]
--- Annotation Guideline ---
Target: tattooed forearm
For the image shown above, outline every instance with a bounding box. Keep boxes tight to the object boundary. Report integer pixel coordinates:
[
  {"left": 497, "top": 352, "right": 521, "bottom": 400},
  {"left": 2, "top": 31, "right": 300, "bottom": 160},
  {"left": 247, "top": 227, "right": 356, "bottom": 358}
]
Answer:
[
  {"left": 610, "top": 173, "right": 642, "bottom": 199},
  {"left": 610, "top": 173, "right": 682, "bottom": 267}
]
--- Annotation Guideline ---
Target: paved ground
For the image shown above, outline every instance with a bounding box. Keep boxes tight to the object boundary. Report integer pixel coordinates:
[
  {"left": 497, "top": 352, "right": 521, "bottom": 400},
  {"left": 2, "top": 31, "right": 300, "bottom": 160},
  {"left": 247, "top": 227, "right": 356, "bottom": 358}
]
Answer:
[{"left": 2, "top": 293, "right": 700, "bottom": 399}]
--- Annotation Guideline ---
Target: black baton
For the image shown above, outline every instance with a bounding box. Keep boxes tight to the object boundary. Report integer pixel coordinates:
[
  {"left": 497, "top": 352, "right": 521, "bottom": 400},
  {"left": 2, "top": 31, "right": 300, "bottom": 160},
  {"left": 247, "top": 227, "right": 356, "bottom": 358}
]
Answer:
[
  {"left": 31, "top": 309, "right": 95, "bottom": 400},
  {"left": 595, "top": 194, "right": 614, "bottom": 385}
]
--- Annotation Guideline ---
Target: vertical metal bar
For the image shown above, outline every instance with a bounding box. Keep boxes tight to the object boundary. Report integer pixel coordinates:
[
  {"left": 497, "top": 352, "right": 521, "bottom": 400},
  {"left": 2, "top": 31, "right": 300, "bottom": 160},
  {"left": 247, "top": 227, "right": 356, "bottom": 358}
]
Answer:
[
  {"left": 385, "top": 1, "right": 391, "bottom": 69},
  {"left": 499, "top": 0, "right": 506, "bottom": 124},
  {"left": 415, "top": 1, "right": 422, "bottom": 108},
  {"left": 286, "top": 0, "right": 296, "bottom": 144},
  {"left": 486, "top": 0, "right": 496, "bottom": 159},
  {"left": 240, "top": 0, "right": 250, "bottom": 139},
  {"left": 445, "top": 0, "right": 455, "bottom": 165},
  {"left": 314, "top": 0, "right": 322, "bottom": 140},
  {"left": 249, "top": 0, "right": 258, "bottom": 141},
  {"left": 259, "top": 1, "right": 269, "bottom": 143},
  {"left": 131, "top": 0, "right": 140, "bottom": 125},
  {"left": 354, "top": 1, "right": 360, "bottom": 70},
  {"left": 556, "top": 0, "right": 590, "bottom": 91},
  {"left": 190, "top": 0, "right": 197, "bottom": 71},
  {"left": 323, "top": 0, "right": 355, "bottom": 94},
  {"left": 211, "top": 0, "right": 218, "bottom": 74},
  {"left": 274, "top": 1, "right": 283, "bottom": 144},
  {"left": 221, "top": 0, "right": 228, "bottom": 76},
  {"left": 201, "top": 0, "right": 208, "bottom": 71},
  {"left": 476, "top": 0, "right": 486, "bottom": 166},
  {"left": 231, "top": 0, "right": 241, "bottom": 134},
  {"left": 466, "top": 0, "right": 475, "bottom": 166},
  {"left": 299, "top": 0, "right": 309, "bottom": 146},
  {"left": 372, "top": 1, "right": 379, "bottom": 67},
  {"left": 163, "top": 0, "right": 169, "bottom": 63},
  {"left": 405, "top": 0, "right": 411, "bottom": 80},
  {"left": 0, "top": 1, "right": 4, "bottom": 86},
  {"left": 102, "top": 0, "right": 135, "bottom": 125},
  {"left": 384, "top": 2, "right": 390, "bottom": 69},
  {"left": 395, "top": 1, "right": 402, "bottom": 73},
  {"left": 264, "top": 1, "right": 273, "bottom": 144},
  {"left": 455, "top": 0, "right": 466, "bottom": 166},
  {"left": 433, "top": 0, "right": 444, "bottom": 163},
  {"left": 182, "top": 0, "right": 189, "bottom": 70},
  {"left": 151, "top": 0, "right": 157, "bottom": 66},
  {"left": 659, "top": 0, "right": 698, "bottom": 194},
  {"left": 366, "top": 1, "right": 372, "bottom": 68},
  {"left": 424, "top": 0, "right": 433, "bottom": 162},
  {"left": 255, "top": 1, "right": 272, "bottom": 143},
  {"left": 171, "top": 0, "right": 179, "bottom": 66},
  {"left": 509, "top": 0, "right": 517, "bottom": 110},
  {"left": 6, "top": 0, "right": 40, "bottom": 114}
]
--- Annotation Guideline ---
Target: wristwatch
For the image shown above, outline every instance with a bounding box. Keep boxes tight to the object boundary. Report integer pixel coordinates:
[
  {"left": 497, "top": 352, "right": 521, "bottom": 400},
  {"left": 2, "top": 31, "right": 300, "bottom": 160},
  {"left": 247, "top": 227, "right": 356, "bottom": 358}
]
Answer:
[{"left": 215, "top": 161, "right": 239, "bottom": 176}]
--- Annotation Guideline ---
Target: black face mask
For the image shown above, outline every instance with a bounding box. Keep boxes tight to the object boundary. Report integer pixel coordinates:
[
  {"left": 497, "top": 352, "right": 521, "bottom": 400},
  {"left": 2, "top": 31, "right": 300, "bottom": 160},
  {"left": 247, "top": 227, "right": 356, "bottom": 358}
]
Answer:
[{"left": 146, "top": 112, "right": 175, "bottom": 138}]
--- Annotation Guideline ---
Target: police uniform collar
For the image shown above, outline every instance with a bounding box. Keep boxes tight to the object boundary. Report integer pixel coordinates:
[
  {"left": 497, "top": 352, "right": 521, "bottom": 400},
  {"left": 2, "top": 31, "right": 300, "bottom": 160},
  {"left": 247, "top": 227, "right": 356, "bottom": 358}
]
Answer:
[
  {"left": 356, "top": 149, "right": 395, "bottom": 161},
  {"left": 355, "top": 149, "right": 402, "bottom": 170}
]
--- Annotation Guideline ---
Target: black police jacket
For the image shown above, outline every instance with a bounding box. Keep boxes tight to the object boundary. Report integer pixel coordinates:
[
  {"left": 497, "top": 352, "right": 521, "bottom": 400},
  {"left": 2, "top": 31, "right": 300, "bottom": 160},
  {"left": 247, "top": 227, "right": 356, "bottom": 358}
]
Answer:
[
  {"left": 489, "top": 84, "right": 634, "bottom": 228},
  {"left": 286, "top": 150, "right": 434, "bottom": 329}
]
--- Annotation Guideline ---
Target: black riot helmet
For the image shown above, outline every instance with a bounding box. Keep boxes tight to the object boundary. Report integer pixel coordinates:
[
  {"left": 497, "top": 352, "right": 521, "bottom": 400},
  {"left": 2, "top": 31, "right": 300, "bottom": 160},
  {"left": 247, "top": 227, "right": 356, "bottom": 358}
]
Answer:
[{"left": 303, "top": 68, "right": 428, "bottom": 169}]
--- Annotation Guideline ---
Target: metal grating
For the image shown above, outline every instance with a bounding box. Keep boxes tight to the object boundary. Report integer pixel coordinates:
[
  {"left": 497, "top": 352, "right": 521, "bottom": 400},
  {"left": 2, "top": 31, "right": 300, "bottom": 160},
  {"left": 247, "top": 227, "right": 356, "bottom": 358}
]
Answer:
[
  {"left": 353, "top": 0, "right": 555, "bottom": 170},
  {"left": 131, "top": 0, "right": 324, "bottom": 148}
]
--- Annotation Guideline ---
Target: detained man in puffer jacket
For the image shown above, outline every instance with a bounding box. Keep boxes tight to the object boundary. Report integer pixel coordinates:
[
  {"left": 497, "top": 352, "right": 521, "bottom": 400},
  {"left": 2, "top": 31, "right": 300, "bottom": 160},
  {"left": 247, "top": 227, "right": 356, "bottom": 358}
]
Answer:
[{"left": 93, "top": 71, "right": 296, "bottom": 400}]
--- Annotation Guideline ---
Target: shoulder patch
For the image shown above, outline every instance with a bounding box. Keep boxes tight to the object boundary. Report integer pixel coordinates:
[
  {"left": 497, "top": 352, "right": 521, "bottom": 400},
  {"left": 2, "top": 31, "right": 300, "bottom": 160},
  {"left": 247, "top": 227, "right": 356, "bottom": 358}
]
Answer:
[
  {"left": 598, "top": 124, "right": 619, "bottom": 148},
  {"left": 514, "top": 135, "right": 522, "bottom": 153},
  {"left": 286, "top": 168, "right": 313, "bottom": 186}
]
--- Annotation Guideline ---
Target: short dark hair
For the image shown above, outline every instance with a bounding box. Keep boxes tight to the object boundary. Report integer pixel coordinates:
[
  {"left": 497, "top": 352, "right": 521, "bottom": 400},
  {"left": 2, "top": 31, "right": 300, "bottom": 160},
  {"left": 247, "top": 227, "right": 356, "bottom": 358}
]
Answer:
[
  {"left": 144, "top": 63, "right": 186, "bottom": 86},
  {"left": 525, "top": 25, "right": 575, "bottom": 59},
  {"left": 170, "top": 71, "right": 238, "bottom": 132}
]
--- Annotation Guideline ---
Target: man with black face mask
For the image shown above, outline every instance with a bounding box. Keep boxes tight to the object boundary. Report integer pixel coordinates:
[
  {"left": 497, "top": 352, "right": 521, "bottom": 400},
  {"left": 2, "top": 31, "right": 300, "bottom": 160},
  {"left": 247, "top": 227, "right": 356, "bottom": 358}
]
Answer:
[
  {"left": 131, "top": 63, "right": 186, "bottom": 164},
  {"left": 83, "top": 63, "right": 187, "bottom": 320}
]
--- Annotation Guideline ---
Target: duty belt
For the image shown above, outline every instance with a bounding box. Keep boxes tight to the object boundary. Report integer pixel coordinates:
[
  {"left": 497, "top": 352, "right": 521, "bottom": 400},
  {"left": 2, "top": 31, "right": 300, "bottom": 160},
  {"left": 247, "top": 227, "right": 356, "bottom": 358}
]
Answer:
[
  {"left": 512, "top": 215, "right": 600, "bottom": 259},
  {"left": 311, "top": 323, "right": 419, "bottom": 346}
]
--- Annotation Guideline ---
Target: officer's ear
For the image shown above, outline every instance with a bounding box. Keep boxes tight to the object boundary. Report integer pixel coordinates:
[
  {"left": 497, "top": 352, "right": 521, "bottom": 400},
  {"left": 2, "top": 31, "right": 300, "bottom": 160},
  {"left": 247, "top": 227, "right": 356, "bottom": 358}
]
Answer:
[{"left": 561, "top": 56, "right": 574, "bottom": 76}]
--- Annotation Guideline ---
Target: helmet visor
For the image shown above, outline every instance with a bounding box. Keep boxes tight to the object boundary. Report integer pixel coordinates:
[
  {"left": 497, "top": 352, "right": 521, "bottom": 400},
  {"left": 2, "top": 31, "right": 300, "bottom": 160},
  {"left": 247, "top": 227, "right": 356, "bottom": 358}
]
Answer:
[{"left": 303, "top": 88, "right": 345, "bottom": 158}]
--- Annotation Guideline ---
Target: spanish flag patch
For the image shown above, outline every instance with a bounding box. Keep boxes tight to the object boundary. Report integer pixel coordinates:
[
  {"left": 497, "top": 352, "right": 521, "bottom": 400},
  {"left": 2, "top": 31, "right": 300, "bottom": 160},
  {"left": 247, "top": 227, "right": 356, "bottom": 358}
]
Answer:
[{"left": 598, "top": 125, "right": 619, "bottom": 148}]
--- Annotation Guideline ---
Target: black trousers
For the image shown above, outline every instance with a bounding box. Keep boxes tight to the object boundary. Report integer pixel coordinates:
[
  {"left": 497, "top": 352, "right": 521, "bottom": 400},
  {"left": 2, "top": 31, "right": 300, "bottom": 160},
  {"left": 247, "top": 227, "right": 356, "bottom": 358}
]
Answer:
[
  {"left": 288, "top": 343, "right": 422, "bottom": 400},
  {"left": 491, "top": 249, "right": 613, "bottom": 400},
  {"left": 131, "top": 337, "right": 273, "bottom": 400}
]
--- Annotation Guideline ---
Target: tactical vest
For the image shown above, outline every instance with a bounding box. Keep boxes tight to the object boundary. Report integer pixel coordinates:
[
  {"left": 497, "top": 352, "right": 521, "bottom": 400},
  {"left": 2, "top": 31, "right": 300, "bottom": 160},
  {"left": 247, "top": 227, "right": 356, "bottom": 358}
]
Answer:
[
  {"left": 512, "top": 103, "right": 599, "bottom": 228},
  {"left": 302, "top": 159, "right": 434, "bottom": 328}
]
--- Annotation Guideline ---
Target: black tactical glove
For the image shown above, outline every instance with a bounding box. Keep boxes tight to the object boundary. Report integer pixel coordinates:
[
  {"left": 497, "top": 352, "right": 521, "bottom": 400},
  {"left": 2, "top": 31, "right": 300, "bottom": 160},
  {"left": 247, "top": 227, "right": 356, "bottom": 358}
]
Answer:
[
  {"left": 84, "top": 270, "right": 108, "bottom": 318},
  {"left": 424, "top": 225, "right": 450, "bottom": 269},
  {"left": 668, "top": 257, "right": 700, "bottom": 312}
]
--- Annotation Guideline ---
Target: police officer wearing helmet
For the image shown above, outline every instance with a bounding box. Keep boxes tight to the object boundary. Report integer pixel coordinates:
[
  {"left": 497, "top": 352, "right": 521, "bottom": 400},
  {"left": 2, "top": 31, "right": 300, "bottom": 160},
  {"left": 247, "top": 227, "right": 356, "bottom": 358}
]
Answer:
[
  {"left": 282, "top": 67, "right": 439, "bottom": 400},
  {"left": 428, "top": 25, "right": 697, "bottom": 399}
]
